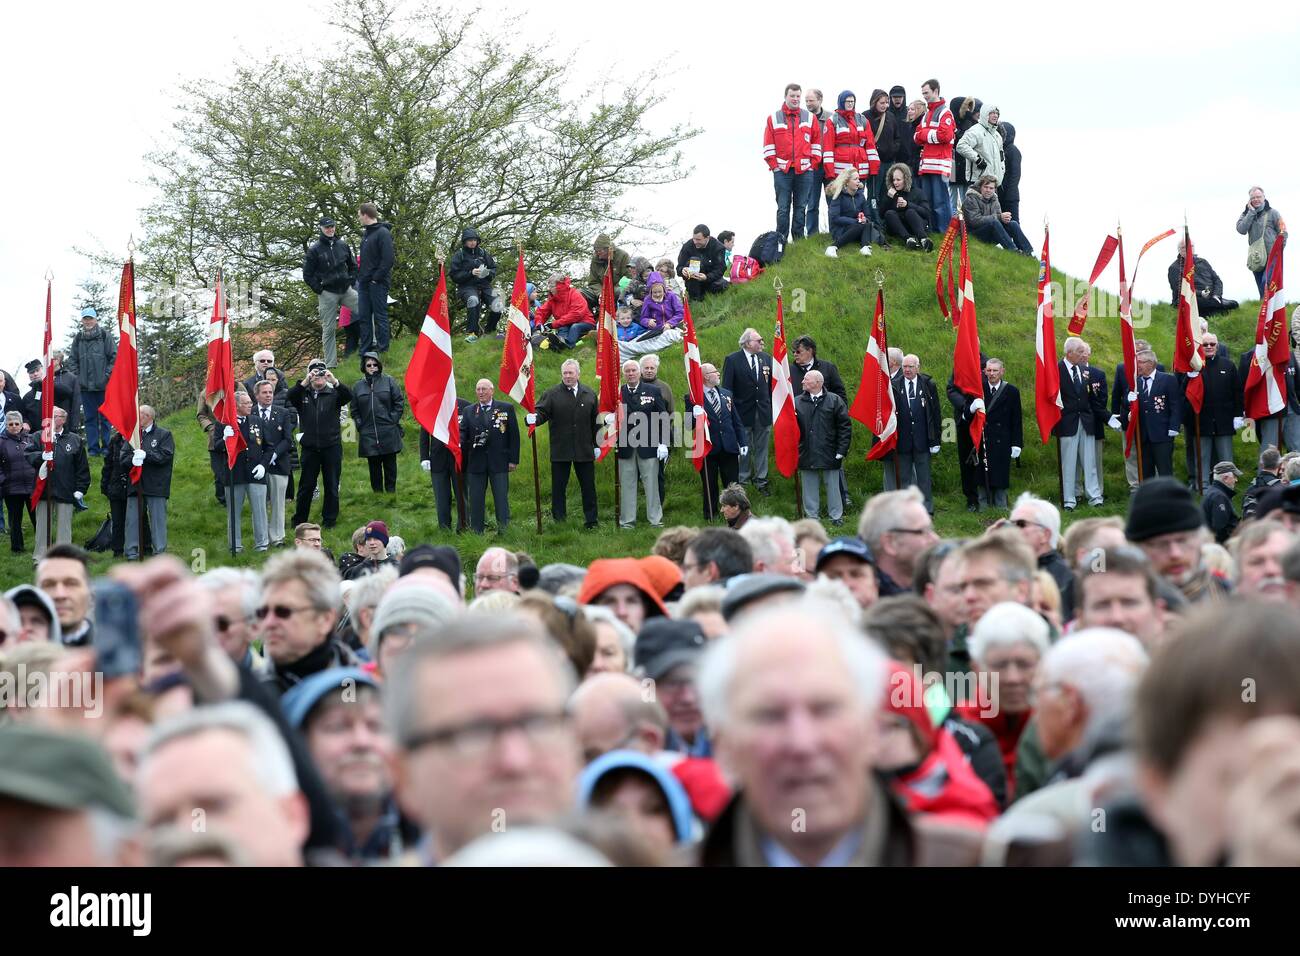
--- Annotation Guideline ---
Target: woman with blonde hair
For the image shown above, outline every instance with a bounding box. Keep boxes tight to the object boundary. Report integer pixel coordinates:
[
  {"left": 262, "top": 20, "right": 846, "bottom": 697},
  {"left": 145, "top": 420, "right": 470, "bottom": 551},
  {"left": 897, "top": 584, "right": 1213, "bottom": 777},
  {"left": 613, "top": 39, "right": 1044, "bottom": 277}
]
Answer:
[
  {"left": 824, "top": 166, "right": 873, "bottom": 258},
  {"left": 881, "top": 162, "right": 933, "bottom": 250}
]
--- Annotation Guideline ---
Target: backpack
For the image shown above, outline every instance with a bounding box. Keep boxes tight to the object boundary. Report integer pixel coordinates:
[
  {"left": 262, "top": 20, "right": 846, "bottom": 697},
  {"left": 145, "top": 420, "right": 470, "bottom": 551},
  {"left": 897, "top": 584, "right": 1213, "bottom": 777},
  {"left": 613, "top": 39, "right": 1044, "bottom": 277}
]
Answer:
[
  {"left": 748, "top": 231, "right": 786, "bottom": 266},
  {"left": 729, "top": 255, "right": 764, "bottom": 284},
  {"left": 84, "top": 516, "right": 113, "bottom": 553}
]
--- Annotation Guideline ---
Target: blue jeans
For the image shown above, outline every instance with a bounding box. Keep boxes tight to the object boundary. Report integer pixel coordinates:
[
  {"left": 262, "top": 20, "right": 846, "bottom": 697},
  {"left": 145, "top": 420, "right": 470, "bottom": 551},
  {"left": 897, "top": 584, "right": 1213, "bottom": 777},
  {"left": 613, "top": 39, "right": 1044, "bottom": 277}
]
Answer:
[
  {"left": 356, "top": 280, "right": 391, "bottom": 354},
  {"left": 1254, "top": 270, "right": 1266, "bottom": 296},
  {"left": 81, "top": 390, "right": 107, "bottom": 454},
  {"left": 560, "top": 322, "right": 595, "bottom": 346},
  {"left": 971, "top": 218, "right": 1034, "bottom": 254},
  {"left": 773, "top": 169, "right": 815, "bottom": 240},
  {"left": 919, "top": 175, "right": 952, "bottom": 233}
]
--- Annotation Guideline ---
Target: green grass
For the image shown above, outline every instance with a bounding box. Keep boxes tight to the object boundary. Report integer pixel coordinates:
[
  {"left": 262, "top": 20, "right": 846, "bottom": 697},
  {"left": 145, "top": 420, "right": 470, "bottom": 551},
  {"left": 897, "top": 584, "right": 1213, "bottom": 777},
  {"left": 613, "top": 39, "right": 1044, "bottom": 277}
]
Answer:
[{"left": 1, "top": 238, "right": 1267, "bottom": 585}]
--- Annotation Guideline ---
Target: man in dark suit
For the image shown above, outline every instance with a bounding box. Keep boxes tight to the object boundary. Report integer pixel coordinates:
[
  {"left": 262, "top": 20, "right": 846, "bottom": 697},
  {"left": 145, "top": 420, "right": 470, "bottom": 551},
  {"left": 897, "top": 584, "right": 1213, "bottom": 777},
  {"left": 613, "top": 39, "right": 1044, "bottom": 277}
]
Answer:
[
  {"left": 948, "top": 351, "right": 989, "bottom": 512},
  {"left": 463, "top": 378, "right": 520, "bottom": 534},
  {"left": 791, "top": 334, "right": 850, "bottom": 509},
  {"left": 26, "top": 405, "right": 91, "bottom": 558},
  {"left": 1081, "top": 342, "right": 1110, "bottom": 496},
  {"left": 722, "top": 327, "right": 773, "bottom": 496},
  {"left": 123, "top": 404, "right": 174, "bottom": 561},
  {"left": 977, "top": 359, "right": 1023, "bottom": 509},
  {"left": 794, "top": 370, "right": 852, "bottom": 524},
  {"left": 251, "top": 380, "right": 293, "bottom": 547},
  {"left": 1131, "top": 348, "right": 1183, "bottom": 478},
  {"left": 1180, "top": 332, "right": 1242, "bottom": 491},
  {"left": 1054, "top": 337, "right": 1105, "bottom": 509},
  {"left": 419, "top": 398, "right": 471, "bottom": 531},
  {"left": 882, "top": 353, "right": 942, "bottom": 514},
  {"left": 529, "top": 358, "right": 601, "bottom": 528},
  {"left": 692, "top": 363, "right": 749, "bottom": 521},
  {"left": 218, "top": 389, "right": 270, "bottom": 554},
  {"left": 616, "top": 360, "right": 669, "bottom": 529},
  {"left": 1110, "top": 338, "right": 1161, "bottom": 494}
]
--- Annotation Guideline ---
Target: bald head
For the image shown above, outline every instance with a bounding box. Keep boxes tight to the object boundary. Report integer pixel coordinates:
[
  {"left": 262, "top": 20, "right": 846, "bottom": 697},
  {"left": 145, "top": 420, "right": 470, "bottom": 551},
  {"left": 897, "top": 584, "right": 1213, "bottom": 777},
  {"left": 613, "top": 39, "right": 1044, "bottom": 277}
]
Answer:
[
  {"left": 802, "top": 369, "right": 824, "bottom": 395},
  {"left": 622, "top": 360, "right": 641, "bottom": 386},
  {"left": 568, "top": 672, "right": 667, "bottom": 763}
]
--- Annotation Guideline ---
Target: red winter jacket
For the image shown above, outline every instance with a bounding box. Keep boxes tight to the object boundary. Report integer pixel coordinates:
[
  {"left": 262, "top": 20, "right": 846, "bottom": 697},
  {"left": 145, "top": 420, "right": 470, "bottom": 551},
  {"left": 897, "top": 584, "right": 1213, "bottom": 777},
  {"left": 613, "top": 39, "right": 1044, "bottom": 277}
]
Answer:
[
  {"left": 955, "top": 702, "right": 1032, "bottom": 800},
  {"left": 823, "top": 110, "right": 881, "bottom": 179},
  {"left": 534, "top": 277, "right": 592, "bottom": 329},
  {"left": 913, "top": 98, "right": 956, "bottom": 178},
  {"left": 762, "top": 104, "right": 823, "bottom": 174},
  {"left": 886, "top": 664, "right": 999, "bottom": 829}
]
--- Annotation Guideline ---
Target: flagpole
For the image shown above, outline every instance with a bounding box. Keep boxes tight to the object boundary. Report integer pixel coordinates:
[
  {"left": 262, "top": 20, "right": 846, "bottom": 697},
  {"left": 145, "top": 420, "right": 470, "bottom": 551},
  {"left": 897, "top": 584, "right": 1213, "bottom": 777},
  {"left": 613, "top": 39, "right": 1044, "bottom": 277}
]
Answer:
[
  {"left": 216, "top": 265, "right": 237, "bottom": 558},
  {"left": 43, "top": 270, "right": 54, "bottom": 555},
  {"left": 876, "top": 271, "right": 901, "bottom": 491},
  {"left": 128, "top": 242, "right": 146, "bottom": 559},
  {"left": 609, "top": 256, "right": 621, "bottom": 529},
  {"left": 519, "top": 242, "right": 543, "bottom": 534}
]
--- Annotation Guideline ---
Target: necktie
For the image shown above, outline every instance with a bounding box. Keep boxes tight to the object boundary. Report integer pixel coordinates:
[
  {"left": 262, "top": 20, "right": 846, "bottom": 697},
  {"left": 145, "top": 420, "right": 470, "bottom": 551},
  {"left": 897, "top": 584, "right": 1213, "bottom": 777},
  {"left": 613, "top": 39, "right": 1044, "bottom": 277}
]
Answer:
[
  {"left": 262, "top": 408, "right": 269, "bottom": 422},
  {"left": 710, "top": 389, "right": 720, "bottom": 412},
  {"left": 908, "top": 380, "right": 916, "bottom": 403},
  {"left": 751, "top": 355, "right": 760, "bottom": 382},
  {"left": 1143, "top": 376, "right": 1151, "bottom": 397},
  {"left": 571, "top": 387, "right": 578, "bottom": 399},
  {"left": 1072, "top": 365, "right": 1081, "bottom": 389}
]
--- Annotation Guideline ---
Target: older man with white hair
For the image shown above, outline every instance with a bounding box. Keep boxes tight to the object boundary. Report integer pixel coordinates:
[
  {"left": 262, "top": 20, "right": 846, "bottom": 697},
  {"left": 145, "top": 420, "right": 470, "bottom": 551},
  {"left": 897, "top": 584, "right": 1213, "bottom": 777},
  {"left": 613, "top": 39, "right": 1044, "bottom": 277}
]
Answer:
[
  {"left": 696, "top": 597, "right": 978, "bottom": 866},
  {"left": 616, "top": 360, "right": 668, "bottom": 529},
  {"left": 794, "top": 370, "right": 851, "bottom": 524},
  {"left": 528, "top": 358, "right": 601, "bottom": 529},
  {"left": 739, "top": 516, "right": 800, "bottom": 576},
  {"left": 197, "top": 566, "right": 265, "bottom": 673},
  {"left": 857, "top": 487, "right": 938, "bottom": 595},
  {"left": 1008, "top": 492, "right": 1073, "bottom": 618},
  {"left": 1056, "top": 336, "right": 1104, "bottom": 510},
  {"left": 884, "top": 353, "right": 942, "bottom": 514},
  {"left": 463, "top": 378, "right": 519, "bottom": 534},
  {"left": 722, "top": 328, "right": 773, "bottom": 496},
  {"left": 123, "top": 404, "right": 174, "bottom": 562}
]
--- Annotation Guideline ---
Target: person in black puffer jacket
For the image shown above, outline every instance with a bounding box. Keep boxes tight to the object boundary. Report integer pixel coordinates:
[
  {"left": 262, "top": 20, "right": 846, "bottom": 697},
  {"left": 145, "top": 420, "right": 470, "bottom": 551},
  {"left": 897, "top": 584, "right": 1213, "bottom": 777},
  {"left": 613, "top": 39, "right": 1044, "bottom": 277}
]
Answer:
[
  {"left": 303, "top": 217, "right": 360, "bottom": 369},
  {"left": 288, "top": 361, "right": 353, "bottom": 529},
  {"left": 997, "top": 121, "right": 1022, "bottom": 224},
  {"left": 880, "top": 163, "right": 934, "bottom": 249},
  {"left": 448, "top": 226, "right": 502, "bottom": 340},
  {"left": 0, "top": 411, "right": 35, "bottom": 552},
  {"left": 350, "top": 353, "right": 405, "bottom": 494}
]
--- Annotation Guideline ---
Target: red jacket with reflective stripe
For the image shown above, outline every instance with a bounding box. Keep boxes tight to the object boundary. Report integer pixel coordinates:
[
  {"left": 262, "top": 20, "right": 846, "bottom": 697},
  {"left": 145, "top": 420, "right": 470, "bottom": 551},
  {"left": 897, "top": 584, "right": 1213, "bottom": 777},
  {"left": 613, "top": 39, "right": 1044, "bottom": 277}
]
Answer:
[
  {"left": 763, "top": 105, "right": 823, "bottom": 174},
  {"left": 914, "top": 99, "right": 956, "bottom": 177},
  {"left": 822, "top": 110, "right": 881, "bottom": 179}
]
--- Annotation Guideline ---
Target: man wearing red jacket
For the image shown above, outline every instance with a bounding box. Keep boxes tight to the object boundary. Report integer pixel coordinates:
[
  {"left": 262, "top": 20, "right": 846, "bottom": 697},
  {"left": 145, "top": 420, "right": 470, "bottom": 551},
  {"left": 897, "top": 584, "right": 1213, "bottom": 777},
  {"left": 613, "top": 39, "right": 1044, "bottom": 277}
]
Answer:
[
  {"left": 913, "top": 78, "right": 956, "bottom": 233},
  {"left": 762, "top": 83, "right": 823, "bottom": 242}
]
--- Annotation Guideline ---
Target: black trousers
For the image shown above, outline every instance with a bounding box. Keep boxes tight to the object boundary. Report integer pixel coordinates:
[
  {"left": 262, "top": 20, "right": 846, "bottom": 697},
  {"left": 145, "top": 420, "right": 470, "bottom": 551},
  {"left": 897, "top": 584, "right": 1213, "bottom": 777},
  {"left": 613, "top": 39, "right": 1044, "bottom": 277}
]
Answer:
[
  {"left": 467, "top": 470, "right": 510, "bottom": 533},
  {"left": 366, "top": 453, "right": 398, "bottom": 493},
  {"left": 955, "top": 425, "right": 981, "bottom": 506},
  {"left": 210, "top": 448, "right": 227, "bottom": 504},
  {"left": 701, "top": 452, "right": 739, "bottom": 519},
  {"left": 430, "top": 468, "right": 460, "bottom": 530},
  {"left": 109, "top": 496, "right": 127, "bottom": 556},
  {"left": 1141, "top": 438, "right": 1175, "bottom": 478},
  {"left": 5, "top": 495, "right": 28, "bottom": 552},
  {"left": 883, "top": 206, "right": 928, "bottom": 241},
  {"left": 294, "top": 444, "right": 343, "bottom": 527},
  {"left": 551, "top": 459, "right": 598, "bottom": 524},
  {"left": 684, "top": 276, "right": 729, "bottom": 299}
]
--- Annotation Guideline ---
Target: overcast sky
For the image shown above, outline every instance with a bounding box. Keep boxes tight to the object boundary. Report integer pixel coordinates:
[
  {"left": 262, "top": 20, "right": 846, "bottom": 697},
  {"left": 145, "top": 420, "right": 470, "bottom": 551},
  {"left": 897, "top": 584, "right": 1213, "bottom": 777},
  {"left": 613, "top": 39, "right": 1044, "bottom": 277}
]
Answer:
[{"left": 4, "top": 0, "right": 1297, "bottom": 384}]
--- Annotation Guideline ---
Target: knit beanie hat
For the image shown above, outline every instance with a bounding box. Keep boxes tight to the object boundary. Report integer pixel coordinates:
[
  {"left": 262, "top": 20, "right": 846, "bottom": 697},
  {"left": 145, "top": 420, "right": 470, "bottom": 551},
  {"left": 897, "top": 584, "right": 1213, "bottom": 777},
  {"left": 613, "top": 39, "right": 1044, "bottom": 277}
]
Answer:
[
  {"left": 363, "top": 520, "right": 389, "bottom": 547},
  {"left": 369, "top": 583, "right": 458, "bottom": 657},
  {"left": 1125, "top": 477, "right": 1204, "bottom": 542}
]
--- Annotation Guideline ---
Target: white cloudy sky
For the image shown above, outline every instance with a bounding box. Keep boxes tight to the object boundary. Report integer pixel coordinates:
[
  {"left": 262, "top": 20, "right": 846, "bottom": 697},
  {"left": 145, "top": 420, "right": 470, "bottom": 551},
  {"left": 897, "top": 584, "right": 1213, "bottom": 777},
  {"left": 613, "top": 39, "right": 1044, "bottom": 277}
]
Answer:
[{"left": 3, "top": 0, "right": 1297, "bottom": 383}]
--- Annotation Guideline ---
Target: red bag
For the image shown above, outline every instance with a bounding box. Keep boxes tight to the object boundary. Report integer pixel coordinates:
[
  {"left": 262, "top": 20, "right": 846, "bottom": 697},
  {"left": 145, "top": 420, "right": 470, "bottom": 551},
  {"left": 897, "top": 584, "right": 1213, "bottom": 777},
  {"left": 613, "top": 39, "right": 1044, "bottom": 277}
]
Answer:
[{"left": 729, "top": 255, "right": 763, "bottom": 284}]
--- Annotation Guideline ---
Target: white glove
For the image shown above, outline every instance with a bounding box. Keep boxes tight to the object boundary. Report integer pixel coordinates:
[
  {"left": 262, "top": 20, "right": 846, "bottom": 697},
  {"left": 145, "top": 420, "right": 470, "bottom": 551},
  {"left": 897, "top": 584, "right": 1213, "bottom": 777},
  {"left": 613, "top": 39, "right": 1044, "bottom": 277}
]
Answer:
[
  {"left": 295, "top": 432, "right": 304, "bottom": 442},
  {"left": 969, "top": 398, "right": 986, "bottom": 414},
  {"left": 222, "top": 425, "right": 235, "bottom": 439},
  {"left": 270, "top": 453, "right": 277, "bottom": 467},
  {"left": 1167, "top": 430, "right": 1179, "bottom": 438},
  {"left": 739, "top": 446, "right": 749, "bottom": 457},
  {"left": 1186, "top": 371, "right": 1199, "bottom": 379},
  {"left": 1107, "top": 415, "right": 1122, "bottom": 431},
  {"left": 656, "top": 444, "right": 669, "bottom": 462},
  {"left": 1127, "top": 391, "right": 1138, "bottom": 403},
  {"left": 525, "top": 413, "right": 537, "bottom": 426},
  {"left": 1011, "top": 446, "right": 1021, "bottom": 459},
  {"left": 421, "top": 459, "right": 432, "bottom": 472},
  {"left": 835, "top": 453, "right": 844, "bottom": 460},
  {"left": 41, "top": 450, "right": 53, "bottom": 461},
  {"left": 604, "top": 413, "right": 616, "bottom": 427},
  {"left": 252, "top": 464, "right": 266, "bottom": 480},
  {"left": 1233, "top": 417, "right": 1245, "bottom": 430},
  {"left": 593, "top": 447, "right": 602, "bottom": 457},
  {"left": 73, "top": 491, "right": 84, "bottom": 501},
  {"left": 929, "top": 445, "right": 941, "bottom": 455},
  {"left": 693, "top": 405, "right": 705, "bottom": 417},
  {"left": 132, "top": 449, "right": 146, "bottom": 466}
]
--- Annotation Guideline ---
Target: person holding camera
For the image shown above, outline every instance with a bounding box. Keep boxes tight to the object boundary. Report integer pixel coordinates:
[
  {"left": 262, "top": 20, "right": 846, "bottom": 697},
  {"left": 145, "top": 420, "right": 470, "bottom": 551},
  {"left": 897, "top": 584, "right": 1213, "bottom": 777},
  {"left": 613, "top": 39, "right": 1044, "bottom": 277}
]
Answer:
[{"left": 289, "top": 360, "right": 353, "bottom": 530}]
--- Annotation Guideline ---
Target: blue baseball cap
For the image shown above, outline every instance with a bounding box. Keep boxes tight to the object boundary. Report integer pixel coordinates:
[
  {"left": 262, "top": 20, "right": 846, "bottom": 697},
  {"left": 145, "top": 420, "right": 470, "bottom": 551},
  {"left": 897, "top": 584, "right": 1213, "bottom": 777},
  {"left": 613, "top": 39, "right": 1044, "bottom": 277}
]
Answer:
[
  {"left": 814, "top": 536, "right": 875, "bottom": 572},
  {"left": 279, "top": 667, "right": 380, "bottom": 729},
  {"left": 80, "top": 307, "right": 97, "bottom": 319}
]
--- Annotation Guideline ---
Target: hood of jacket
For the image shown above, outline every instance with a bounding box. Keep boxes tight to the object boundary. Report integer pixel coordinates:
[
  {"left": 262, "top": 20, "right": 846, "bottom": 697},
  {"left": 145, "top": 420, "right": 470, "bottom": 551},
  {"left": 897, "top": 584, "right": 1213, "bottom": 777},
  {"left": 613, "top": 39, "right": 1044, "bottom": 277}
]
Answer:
[
  {"left": 4, "top": 584, "right": 62, "bottom": 644},
  {"left": 365, "top": 221, "right": 393, "bottom": 236},
  {"left": 460, "top": 226, "right": 481, "bottom": 247},
  {"left": 629, "top": 256, "right": 652, "bottom": 277},
  {"left": 837, "top": 89, "right": 856, "bottom": 111},
  {"left": 999, "top": 121, "right": 1016, "bottom": 147},
  {"left": 978, "top": 105, "right": 1000, "bottom": 133},
  {"left": 645, "top": 271, "right": 666, "bottom": 295},
  {"left": 577, "top": 558, "right": 668, "bottom": 618},
  {"left": 361, "top": 351, "right": 383, "bottom": 374},
  {"left": 577, "top": 749, "right": 695, "bottom": 843}
]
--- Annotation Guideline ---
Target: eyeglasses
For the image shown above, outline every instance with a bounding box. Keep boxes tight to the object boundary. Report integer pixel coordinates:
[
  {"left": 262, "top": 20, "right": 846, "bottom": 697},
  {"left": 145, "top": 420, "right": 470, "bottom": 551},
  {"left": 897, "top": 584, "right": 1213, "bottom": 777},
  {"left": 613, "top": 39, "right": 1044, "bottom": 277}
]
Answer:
[
  {"left": 474, "top": 572, "right": 516, "bottom": 586},
  {"left": 888, "top": 527, "right": 933, "bottom": 536},
  {"left": 405, "top": 711, "right": 570, "bottom": 759},
  {"left": 254, "top": 604, "right": 316, "bottom": 621},
  {"left": 1012, "top": 519, "right": 1047, "bottom": 531}
]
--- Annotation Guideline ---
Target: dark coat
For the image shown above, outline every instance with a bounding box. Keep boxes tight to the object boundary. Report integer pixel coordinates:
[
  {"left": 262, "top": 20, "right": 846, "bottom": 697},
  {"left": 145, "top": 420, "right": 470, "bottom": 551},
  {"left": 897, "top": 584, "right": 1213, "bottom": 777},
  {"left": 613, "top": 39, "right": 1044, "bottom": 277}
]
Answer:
[
  {"left": 1167, "top": 254, "right": 1224, "bottom": 306},
  {"left": 287, "top": 380, "right": 353, "bottom": 449},
  {"left": 66, "top": 325, "right": 117, "bottom": 392},
  {"left": 26, "top": 430, "right": 91, "bottom": 503},
  {"left": 981, "top": 380, "right": 1023, "bottom": 489},
  {"left": 1202, "top": 480, "right": 1239, "bottom": 544},
  {"left": 1086, "top": 365, "right": 1110, "bottom": 434},
  {"left": 243, "top": 370, "right": 289, "bottom": 409},
  {"left": 1241, "top": 471, "right": 1281, "bottom": 519},
  {"left": 251, "top": 404, "right": 294, "bottom": 476},
  {"left": 1112, "top": 361, "right": 1166, "bottom": 422},
  {"left": 1135, "top": 371, "right": 1184, "bottom": 442},
  {"left": 869, "top": 106, "right": 905, "bottom": 166},
  {"left": 0, "top": 430, "right": 35, "bottom": 497},
  {"left": 794, "top": 390, "right": 851, "bottom": 470},
  {"left": 1180, "top": 352, "right": 1241, "bottom": 436},
  {"left": 448, "top": 227, "right": 498, "bottom": 291},
  {"left": 463, "top": 399, "right": 520, "bottom": 474},
  {"left": 676, "top": 237, "right": 726, "bottom": 285},
  {"left": 617, "top": 382, "right": 669, "bottom": 460},
  {"left": 535, "top": 382, "right": 599, "bottom": 463},
  {"left": 100, "top": 432, "right": 129, "bottom": 501},
  {"left": 22, "top": 371, "right": 80, "bottom": 433},
  {"left": 127, "top": 424, "right": 175, "bottom": 498},
  {"left": 722, "top": 349, "right": 773, "bottom": 428},
  {"left": 828, "top": 188, "right": 872, "bottom": 245},
  {"left": 350, "top": 357, "right": 406, "bottom": 458},
  {"left": 997, "top": 122, "right": 1021, "bottom": 209},
  {"left": 791, "top": 357, "right": 846, "bottom": 402},
  {"left": 419, "top": 399, "right": 471, "bottom": 473},
  {"left": 693, "top": 386, "right": 748, "bottom": 456},
  {"left": 358, "top": 222, "right": 395, "bottom": 285},
  {"left": 215, "top": 415, "right": 270, "bottom": 486},
  {"left": 894, "top": 373, "right": 942, "bottom": 453},
  {"left": 303, "top": 233, "right": 358, "bottom": 295},
  {"left": 1055, "top": 360, "right": 1105, "bottom": 438}
]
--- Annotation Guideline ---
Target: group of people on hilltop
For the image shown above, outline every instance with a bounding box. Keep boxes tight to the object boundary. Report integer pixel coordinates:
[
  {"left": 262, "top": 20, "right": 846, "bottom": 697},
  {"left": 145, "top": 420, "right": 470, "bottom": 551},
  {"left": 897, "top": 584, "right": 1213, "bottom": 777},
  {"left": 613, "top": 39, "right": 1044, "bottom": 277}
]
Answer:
[{"left": 762, "top": 79, "right": 1027, "bottom": 258}]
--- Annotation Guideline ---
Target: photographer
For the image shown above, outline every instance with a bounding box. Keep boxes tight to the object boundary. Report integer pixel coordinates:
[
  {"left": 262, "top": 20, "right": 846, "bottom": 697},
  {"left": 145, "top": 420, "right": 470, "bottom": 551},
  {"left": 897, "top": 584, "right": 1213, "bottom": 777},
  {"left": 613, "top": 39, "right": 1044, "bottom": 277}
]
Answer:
[{"left": 288, "top": 360, "right": 353, "bottom": 530}]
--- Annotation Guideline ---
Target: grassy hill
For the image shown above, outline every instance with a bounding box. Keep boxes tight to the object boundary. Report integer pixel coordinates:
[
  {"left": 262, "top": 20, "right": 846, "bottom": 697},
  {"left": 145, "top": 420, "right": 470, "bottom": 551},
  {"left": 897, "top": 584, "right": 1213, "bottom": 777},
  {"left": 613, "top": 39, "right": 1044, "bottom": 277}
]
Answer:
[{"left": 3, "top": 237, "right": 1267, "bottom": 585}]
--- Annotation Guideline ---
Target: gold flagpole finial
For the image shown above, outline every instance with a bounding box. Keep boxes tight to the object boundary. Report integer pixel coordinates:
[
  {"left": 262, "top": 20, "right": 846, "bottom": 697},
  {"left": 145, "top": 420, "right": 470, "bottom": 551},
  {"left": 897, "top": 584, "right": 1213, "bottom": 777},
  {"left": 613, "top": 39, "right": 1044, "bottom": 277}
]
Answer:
[
  {"left": 127, "top": 234, "right": 136, "bottom": 257},
  {"left": 874, "top": 269, "right": 885, "bottom": 289},
  {"left": 772, "top": 275, "right": 783, "bottom": 294},
  {"left": 44, "top": 267, "right": 53, "bottom": 282},
  {"left": 1043, "top": 213, "right": 1049, "bottom": 231}
]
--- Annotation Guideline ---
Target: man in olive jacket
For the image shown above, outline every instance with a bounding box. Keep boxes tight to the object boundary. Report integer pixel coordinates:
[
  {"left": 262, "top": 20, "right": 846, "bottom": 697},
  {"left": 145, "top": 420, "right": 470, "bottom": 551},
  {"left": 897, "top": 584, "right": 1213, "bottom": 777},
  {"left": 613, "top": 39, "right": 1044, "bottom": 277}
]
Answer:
[
  {"left": 794, "top": 370, "right": 851, "bottom": 524},
  {"left": 528, "top": 358, "right": 601, "bottom": 529}
]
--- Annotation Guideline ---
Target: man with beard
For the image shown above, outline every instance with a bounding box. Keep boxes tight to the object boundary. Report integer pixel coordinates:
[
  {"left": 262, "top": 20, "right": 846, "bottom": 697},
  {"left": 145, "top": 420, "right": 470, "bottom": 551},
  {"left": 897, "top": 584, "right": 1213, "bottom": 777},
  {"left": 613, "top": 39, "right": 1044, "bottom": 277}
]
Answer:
[{"left": 1125, "top": 477, "right": 1228, "bottom": 604}]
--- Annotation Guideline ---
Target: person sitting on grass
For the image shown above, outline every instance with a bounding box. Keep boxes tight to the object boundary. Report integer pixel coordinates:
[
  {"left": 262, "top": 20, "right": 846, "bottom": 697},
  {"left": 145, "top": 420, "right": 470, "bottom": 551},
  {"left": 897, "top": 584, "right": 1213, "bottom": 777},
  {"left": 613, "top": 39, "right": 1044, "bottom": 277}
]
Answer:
[
  {"left": 880, "top": 162, "right": 933, "bottom": 251},
  {"left": 824, "top": 166, "right": 874, "bottom": 258},
  {"left": 962, "top": 174, "right": 1034, "bottom": 256},
  {"left": 533, "top": 273, "right": 596, "bottom": 348},
  {"left": 639, "top": 272, "right": 684, "bottom": 336},
  {"left": 616, "top": 305, "right": 648, "bottom": 343}
]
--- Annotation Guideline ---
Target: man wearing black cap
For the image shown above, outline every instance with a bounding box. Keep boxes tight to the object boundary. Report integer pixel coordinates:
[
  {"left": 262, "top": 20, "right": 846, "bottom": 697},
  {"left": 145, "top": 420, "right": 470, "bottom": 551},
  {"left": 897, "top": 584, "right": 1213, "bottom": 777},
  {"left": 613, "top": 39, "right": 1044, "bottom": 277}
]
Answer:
[
  {"left": 399, "top": 543, "right": 463, "bottom": 593},
  {"left": 1126, "top": 476, "right": 1228, "bottom": 604},
  {"left": 1202, "top": 461, "right": 1243, "bottom": 544},
  {"left": 303, "top": 217, "right": 359, "bottom": 368},
  {"left": 1256, "top": 482, "right": 1300, "bottom": 531},
  {"left": 815, "top": 537, "right": 880, "bottom": 611},
  {"left": 635, "top": 618, "right": 711, "bottom": 757}
]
